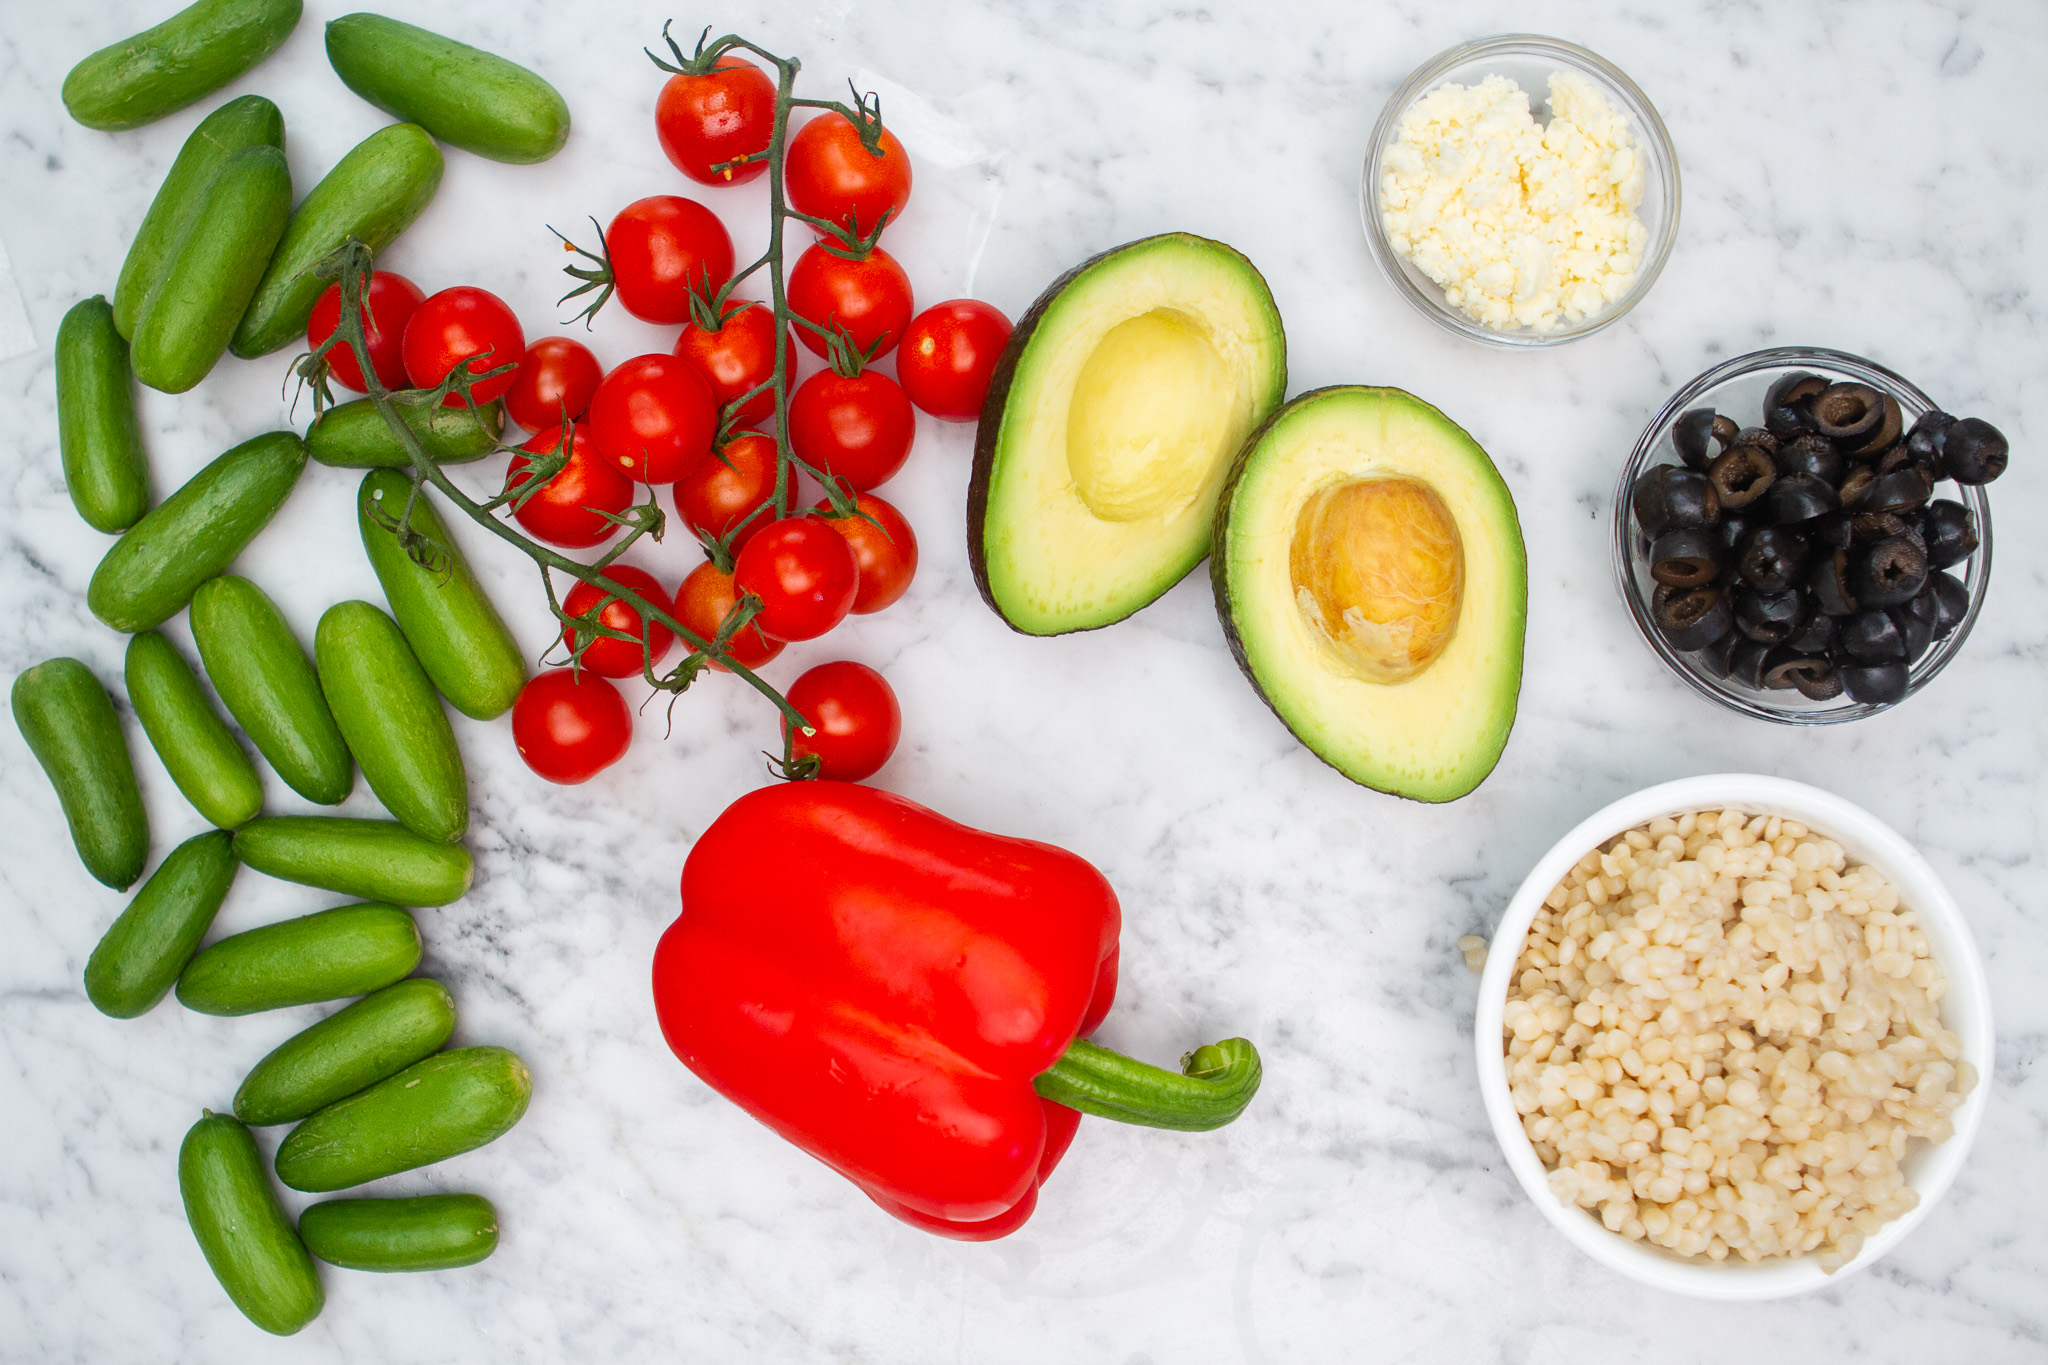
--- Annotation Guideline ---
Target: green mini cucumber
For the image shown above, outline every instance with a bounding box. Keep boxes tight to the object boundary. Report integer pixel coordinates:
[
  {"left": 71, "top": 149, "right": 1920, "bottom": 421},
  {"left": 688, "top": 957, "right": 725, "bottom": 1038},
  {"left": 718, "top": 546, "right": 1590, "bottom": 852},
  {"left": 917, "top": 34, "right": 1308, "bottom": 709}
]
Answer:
[
  {"left": 125, "top": 631, "right": 263, "bottom": 829},
  {"left": 176, "top": 902, "right": 421, "bottom": 1015},
  {"left": 359, "top": 469, "right": 526, "bottom": 721},
  {"left": 192, "top": 576, "right": 353, "bottom": 805},
  {"left": 316, "top": 601, "right": 467, "bottom": 843},
  {"left": 178, "top": 1110, "right": 323, "bottom": 1336},
  {"left": 325, "top": 14, "right": 569, "bottom": 165},
  {"left": 232, "top": 123, "right": 444, "bottom": 358},
  {"left": 87, "top": 429, "right": 307, "bottom": 633},
  {"left": 232, "top": 816, "right": 473, "bottom": 907},
  {"left": 55, "top": 297, "right": 150, "bottom": 532},
  {"left": 130, "top": 143, "right": 292, "bottom": 393},
  {"left": 85, "top": 829, "right": 237, "bottom": 1018},
  {"left": 62, "top": 0, "right": 302, "bottom": 133},
  {"left": 11, "top": 658, "right": 149, "bottom": 889},
  {"left": 275, "top": 1047, "right": 532, "bottom": 1192},
  {"left": 298, "top": 1193, "right": 498, "bottom": 1272},
  {"left": 235, "top": 978, "right": 456, "bottom": 1126},
  {"left": 113, "top": 95, "right": 286, "bottom": 339},
  {"left": 307, "top": 395, "right": 503, "bottom": 469}
]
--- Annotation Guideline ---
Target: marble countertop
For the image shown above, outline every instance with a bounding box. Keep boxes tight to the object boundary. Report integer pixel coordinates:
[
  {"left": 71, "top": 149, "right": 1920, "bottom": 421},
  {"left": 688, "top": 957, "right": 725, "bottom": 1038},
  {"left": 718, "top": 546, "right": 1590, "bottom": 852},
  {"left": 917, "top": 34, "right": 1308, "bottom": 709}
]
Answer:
[{"left": 3, "top": 0, "right": 2045, "bottom": 1360}]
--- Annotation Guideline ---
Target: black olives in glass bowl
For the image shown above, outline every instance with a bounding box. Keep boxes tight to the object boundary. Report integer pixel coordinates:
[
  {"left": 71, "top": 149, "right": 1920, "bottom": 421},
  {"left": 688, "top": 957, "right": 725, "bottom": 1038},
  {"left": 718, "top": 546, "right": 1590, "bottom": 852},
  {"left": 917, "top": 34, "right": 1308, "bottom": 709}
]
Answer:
[{"left": 1614, "top": 347, "right": 1995, "bottom": 723}]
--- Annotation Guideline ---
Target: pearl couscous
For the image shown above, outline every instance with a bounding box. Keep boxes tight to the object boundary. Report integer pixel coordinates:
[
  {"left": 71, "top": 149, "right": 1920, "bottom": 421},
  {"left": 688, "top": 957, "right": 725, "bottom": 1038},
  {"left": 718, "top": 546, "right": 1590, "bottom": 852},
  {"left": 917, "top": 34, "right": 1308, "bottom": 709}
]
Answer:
[{"left": 1503, "top": 809, "right": 1972, "bottom": 1270}]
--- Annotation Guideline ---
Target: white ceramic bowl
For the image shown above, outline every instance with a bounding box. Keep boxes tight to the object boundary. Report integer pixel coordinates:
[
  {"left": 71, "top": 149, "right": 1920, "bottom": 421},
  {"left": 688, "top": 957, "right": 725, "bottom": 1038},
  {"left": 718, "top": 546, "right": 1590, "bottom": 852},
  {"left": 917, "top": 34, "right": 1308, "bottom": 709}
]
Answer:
[{"left": 1473, "top": 774, "right": 1993, "bottom": 1299}]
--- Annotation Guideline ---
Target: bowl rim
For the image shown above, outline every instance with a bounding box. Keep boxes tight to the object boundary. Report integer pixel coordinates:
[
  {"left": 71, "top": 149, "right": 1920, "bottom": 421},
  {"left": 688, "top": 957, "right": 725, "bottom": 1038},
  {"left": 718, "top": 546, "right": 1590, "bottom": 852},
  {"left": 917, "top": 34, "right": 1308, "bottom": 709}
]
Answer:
[
  {"left": 1472, "top": 773, "right": 1994, "bottom": 1300},
  {"left": 1359, "top": 32, "right": 1682, "bottom": 348},
  {"left": 1611, "top": 346, "right": 1994, "bottom": 725}
]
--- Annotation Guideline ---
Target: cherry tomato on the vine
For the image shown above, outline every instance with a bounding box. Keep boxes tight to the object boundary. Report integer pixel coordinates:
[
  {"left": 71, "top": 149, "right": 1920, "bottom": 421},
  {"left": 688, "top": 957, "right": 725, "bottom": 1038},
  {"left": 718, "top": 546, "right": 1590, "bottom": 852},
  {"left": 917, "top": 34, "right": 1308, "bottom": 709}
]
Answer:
[
  {"left": 307, "top": 270, "right": 423, "bottom": 393},
  {"left": 786, "top": 661, "right": 901, "bottom": 782},
  {"left": 788, "top": 367, "right": 914, "bottom": 491},
  {"left": 656, "top": 57, "right": 776, "bottom": 185},
  {"left": 504, "top": 335, "right": 602, "bottom": 431},
  {"left": 561, "top": 565, "right": 675, "bottom": 679},
  {"left": 402, "top": 286, "right": 526, "bottom": 406},
  {"left": 588, "top": 354, "right": 718, "bottom": 483},
  {"left": 897, "top": 299, "right": 1013, "bottom": 421},
  {"left": 601, "top": 195, "right": 735, "bottom": 325},
  {"left": 505, "top": 422, "right": 636, "bottom": 549},
  {"left": 673, "top": 300, "right": 786, "bottom": 425},
  {"left": 512, "top": 668, "right": 632, "bottom": 784},
  {"left": 732, "top": 516, "right": 859, "bottom": 642},
  {"left": 674, "top": 431, "right": 778, "bottom": 551},
  {"left": 785, "top": 114, "right": 912, "bottom": 237},
  {"left": 673, "top": 560, "right": 784, "bottom": 672},
  {"left": 787, "top": 242, "right": 913, "bottom": 359},
  {"left": 818, "top": 493, "right": 917, "bottom": 614}
]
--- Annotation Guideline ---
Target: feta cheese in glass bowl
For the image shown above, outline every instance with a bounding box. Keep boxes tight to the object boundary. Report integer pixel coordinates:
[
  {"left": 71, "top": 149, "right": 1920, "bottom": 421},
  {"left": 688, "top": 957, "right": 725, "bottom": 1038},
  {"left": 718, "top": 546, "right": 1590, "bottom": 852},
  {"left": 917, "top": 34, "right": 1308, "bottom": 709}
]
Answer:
[{"left": 1360, "top": 35, "right": 1681, "bottom": 347}]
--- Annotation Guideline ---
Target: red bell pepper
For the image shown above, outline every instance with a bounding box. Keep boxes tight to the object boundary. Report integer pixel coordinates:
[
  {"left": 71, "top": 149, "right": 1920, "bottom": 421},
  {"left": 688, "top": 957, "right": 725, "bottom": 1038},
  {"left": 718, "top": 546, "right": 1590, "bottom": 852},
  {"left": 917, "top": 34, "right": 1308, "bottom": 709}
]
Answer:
[{"left": 652, "top": 781, "right": 1261, "bottom": 1239}]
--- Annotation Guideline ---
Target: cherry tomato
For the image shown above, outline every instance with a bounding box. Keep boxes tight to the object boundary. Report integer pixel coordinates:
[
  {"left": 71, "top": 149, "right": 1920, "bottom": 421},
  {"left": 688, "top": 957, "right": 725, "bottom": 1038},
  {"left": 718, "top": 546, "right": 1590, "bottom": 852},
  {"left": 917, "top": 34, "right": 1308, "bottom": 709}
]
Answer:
[
  {"left": 504, "top": 335, "right": 602, "bottom": 431},
  {"left": 787, "top": 661, "right": 900, "bottom": 782},
  {"left": 674, "top": 431, "right": 778, "bottom": 550},
  {"left": 307, "top": 270, "right": 423, "bottom": 393},
  {"left": 673, "top": 300, "right": 786, "bottom": 425},
  {"left": 512, "top": 668, "right": 632, "bottom": 784},
  {"left": 402, "top": 286, "right": 526, "bottom": 407},
  {"left": 656, "top": 57, "right": 776, "bottom": 185},
  {"left": 787, "top": 243, "right": 913, "bottom": 359},
  {"left": 673, "top": 560, "right": 783, "bottom": 672},
  {"left": 818, "top": 493, "right": 917, "bottom": 614},
  {"left": 732, "top": 516, "right": 859, "bottom": 642},
  {"left": 788, "top": 368, "right": 914, "bottom": 491},
  {"left": 587, "top": 354, "right": 718, "bottom": 483},
  {"left": 603, "top": 195, "right": 735, "bottom": 325},
  {"left": 561, "top": 565, "right": 674, "bottom": 679},
  {"left": 897, "top": 299, "right": 1013, "bottom": 421},
  {"left": 505, "top": 422, "right": 636, "bottom": 549},
  {"left": 785, "top": 114, "right": 912, "bottom": 237}
]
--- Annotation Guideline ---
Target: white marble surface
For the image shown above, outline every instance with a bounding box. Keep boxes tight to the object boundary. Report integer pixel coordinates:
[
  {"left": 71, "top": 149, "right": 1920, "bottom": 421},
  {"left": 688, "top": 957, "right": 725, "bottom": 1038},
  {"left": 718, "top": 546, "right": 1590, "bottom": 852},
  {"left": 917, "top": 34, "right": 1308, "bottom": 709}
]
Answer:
[{"left": 3, "top": 1, "right": 2045, "bottom": 1360}]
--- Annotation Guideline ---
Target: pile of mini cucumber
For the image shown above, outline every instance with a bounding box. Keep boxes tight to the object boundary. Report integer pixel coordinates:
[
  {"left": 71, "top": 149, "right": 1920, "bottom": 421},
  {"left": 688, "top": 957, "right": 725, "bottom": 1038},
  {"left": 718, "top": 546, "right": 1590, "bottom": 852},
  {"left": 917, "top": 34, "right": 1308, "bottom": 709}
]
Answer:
[{"left": 16, "top": 0, "right": 573, "bottom": 1338}]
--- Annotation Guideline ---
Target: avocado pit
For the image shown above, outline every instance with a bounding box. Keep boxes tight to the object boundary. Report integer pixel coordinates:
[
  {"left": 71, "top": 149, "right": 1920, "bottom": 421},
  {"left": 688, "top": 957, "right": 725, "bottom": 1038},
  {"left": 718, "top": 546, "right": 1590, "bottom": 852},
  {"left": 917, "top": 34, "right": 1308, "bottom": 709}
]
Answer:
[{"left": 1290, "top": 476, "right": 1463, "bottom": 684}]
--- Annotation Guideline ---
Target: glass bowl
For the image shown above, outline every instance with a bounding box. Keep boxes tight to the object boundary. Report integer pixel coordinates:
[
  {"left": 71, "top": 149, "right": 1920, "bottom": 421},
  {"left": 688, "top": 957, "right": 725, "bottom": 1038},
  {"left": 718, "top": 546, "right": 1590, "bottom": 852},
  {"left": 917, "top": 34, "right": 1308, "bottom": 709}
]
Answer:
[
  {"left": 1360, "top": 34, "right": 1681, "bottom": 347},
  {"left": 1613, "top": 347, "right": 1993, "bottom": 724}
]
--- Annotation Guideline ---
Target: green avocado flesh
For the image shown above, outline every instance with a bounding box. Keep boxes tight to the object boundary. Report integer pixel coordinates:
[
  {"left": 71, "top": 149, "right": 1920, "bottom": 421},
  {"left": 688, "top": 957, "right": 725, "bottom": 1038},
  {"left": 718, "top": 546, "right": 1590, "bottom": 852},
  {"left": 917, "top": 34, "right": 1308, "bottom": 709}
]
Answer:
[
  {"left": 970, "top": 233, "right": 1287, "bottom": 634},
  {"left": 1213, "top": 386, "right": 1526, "bottom": 802}
]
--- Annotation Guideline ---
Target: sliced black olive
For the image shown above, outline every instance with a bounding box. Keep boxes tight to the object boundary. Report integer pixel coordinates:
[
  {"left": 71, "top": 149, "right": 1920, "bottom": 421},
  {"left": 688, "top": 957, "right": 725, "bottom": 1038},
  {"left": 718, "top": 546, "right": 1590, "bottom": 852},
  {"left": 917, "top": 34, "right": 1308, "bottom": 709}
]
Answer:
[
  {"left": 1890, "top": 602, "right": 1934, "bottom": 662},
  {"left": 1697, "top": 630, "right": 1741, "bottom": 679},
  {"left": 1921, "top": 500, "right": 1978, "bottom": 568},
  {"left": 1735, "top": 427, "right": 1780, "bottom": 456},
  {"left": 1652, "top": 584, "right": 1734, "bottom": 651},
  {"left": 1761, "top": 649, "right": 1839, "bottom": 699},
  {"left": 1850, "top": 510, "right": 1921, "bottom": 549},
  {"left": 1767, "top": 471, "right": 1841, "bottom": 524},
  {"left": 1765, "top": 372, "right": 1828, "bottom": 413},
  {"left": 1807, "top": 510, "right": 1853, "bottom": 549},
  {"left": 1650, "top": 528, "right": 1725, "bottom": 588},
  {"left": 1709, "top": 445, "right": 1776, "bottom": 510},
  {"left": 1738, "top": 525, "right": 1810, "bottom": 594},
  {"left": 1811, "top": 382, "right": 1885, "bottom": 449},
  {"left": 1711, "top": 415, "right": 1740, "bottom": 448},
  {"left": 1631, "top": 465, "right": 1719, "bottom": 536},
  {"left": 1673, "top": 408, "right": 1719, "bottom": 471},
  {"left": 1809, "top": 548, "right": 1859, "bottom": 615},
  {"left": 1726, "top": 638, "right": 1772, "bottom": 690},
  {"left": 1839, "top": 660, "right": 1909, "bottom": 706},
  {"left": 1942, "top": 417, "right": 2009, "bottom": 485},
  {"left": 1847, "top": 393, "right": 1904, "bottom": 458},
  {"left": 1847, "top": 534, "right": 1929, "bottom": 608},
  {"left": 1765, "top": 403, "right": 1815, "bottom": 437},
  {"left": 1786, "top": 610, "right": 1838, "bottom": 655},
  {"left": 1862, "top": 467, "right": 1931, "bottom": 516},
  {"left": 1735, "top": 587, "right": 1811, "bottom": 645},
  {"left": 1774, "top": 434, "right": 1844, "bottom": 485},
  {"left": 1924, "top": 571, "right": 1969, "bottom": 638},
  {"left": 1837, "top": 465, "right": 1876, "bottom": 510},
  {"left": 1839, "top": 609, "right": 1906, "bottom": 662},
  {"left": 1904, "top": 410, "right": 1955, "bottom": 465}
]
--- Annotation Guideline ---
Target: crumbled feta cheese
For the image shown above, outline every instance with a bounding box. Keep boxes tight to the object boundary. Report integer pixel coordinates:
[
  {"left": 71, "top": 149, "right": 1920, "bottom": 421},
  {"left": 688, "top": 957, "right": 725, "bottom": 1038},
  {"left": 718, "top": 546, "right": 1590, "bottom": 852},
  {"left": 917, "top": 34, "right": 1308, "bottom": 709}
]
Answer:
[{"left": 1379, "top": 71, "right": 1649, "bottom": 335}]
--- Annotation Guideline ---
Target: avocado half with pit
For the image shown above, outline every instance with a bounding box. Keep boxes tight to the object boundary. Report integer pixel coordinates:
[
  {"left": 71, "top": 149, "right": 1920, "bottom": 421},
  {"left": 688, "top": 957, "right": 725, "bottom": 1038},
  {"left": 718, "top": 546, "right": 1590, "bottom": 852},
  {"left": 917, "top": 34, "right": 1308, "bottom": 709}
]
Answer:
[
  {"left": 970, "top": 233, "right": 1287, "bottom": 634},
  {"left": 1213, "top": 386, "right": 1526, "bottom": 802}
]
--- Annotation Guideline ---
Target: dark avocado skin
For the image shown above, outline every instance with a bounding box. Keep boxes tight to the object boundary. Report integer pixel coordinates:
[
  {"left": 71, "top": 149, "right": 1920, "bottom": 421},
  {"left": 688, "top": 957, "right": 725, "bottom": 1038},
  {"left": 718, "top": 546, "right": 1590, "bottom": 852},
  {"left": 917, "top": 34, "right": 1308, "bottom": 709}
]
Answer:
[{"left": 966, "top": 231, "right": 1284, "bottom": 636}]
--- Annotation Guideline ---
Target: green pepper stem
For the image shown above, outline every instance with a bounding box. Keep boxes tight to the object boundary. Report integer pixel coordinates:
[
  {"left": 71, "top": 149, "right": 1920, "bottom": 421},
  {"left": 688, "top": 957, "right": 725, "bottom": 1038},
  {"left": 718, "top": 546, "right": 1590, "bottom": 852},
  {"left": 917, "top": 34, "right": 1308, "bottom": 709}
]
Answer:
[{"left": 1033, "top": 1036, "right": 1261, "bottom": 1132}]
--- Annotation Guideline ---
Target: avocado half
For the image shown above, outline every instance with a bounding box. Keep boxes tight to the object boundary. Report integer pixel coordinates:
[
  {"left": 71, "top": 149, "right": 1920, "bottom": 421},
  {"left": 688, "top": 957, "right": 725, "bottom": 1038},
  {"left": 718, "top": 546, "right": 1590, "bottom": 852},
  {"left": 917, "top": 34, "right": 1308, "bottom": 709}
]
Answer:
[
  {"left": 970, "top": 233, "right": 1287, "bottom": 635},
  {"left": 1213, "top": 386, "right": 1527, "bottom": 802}
]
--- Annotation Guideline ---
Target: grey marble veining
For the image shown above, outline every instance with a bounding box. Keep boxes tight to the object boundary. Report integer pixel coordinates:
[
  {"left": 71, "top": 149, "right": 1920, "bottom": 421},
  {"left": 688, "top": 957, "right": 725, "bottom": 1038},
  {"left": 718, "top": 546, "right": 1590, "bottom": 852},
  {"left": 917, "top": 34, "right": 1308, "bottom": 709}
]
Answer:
[{"left": 2, "top": 1, "right": 2045, "bottom": 1360}]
